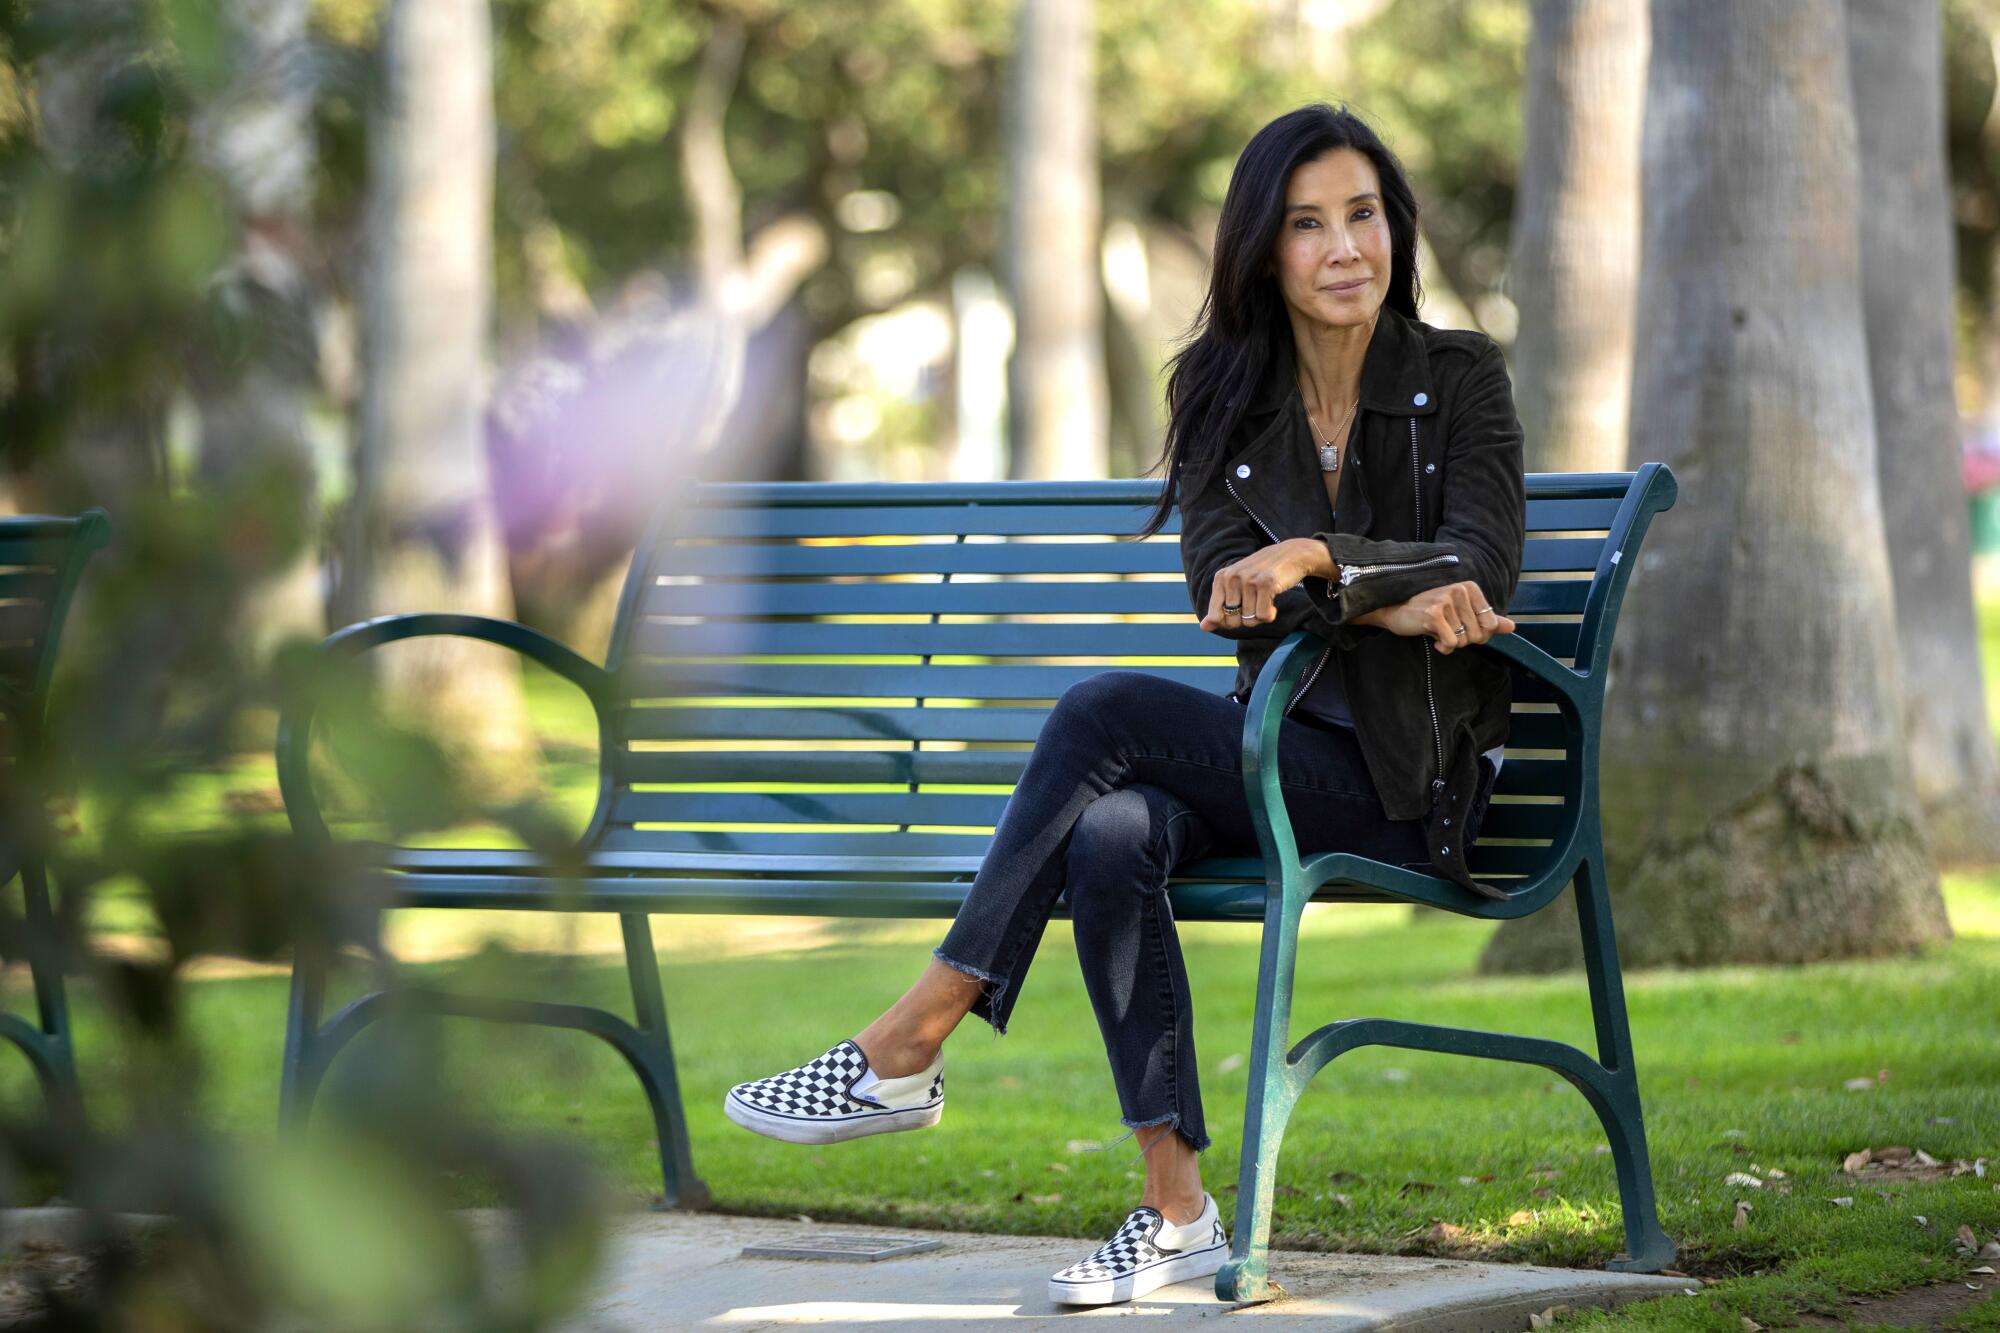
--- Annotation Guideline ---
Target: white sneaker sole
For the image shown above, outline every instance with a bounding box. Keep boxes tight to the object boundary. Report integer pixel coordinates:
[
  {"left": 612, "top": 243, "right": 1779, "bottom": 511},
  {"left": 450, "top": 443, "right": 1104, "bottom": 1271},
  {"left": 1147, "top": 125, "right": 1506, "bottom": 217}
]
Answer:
[
  {"left": 723, "top": 1090, "right": 943, "bottom": 1145},
  {"left": 1047, "top": 1240, "right": 1229, "bottom": 1306}
]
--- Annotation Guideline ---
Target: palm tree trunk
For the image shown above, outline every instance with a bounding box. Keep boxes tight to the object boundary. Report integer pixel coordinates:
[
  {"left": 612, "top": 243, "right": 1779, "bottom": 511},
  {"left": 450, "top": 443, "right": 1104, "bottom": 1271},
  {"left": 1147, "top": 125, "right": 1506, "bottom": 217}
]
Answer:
[
  {"left": 1482, "top": 0, "right": 1948, "bottom": 972},
  {"left": 1850, "top": 0, "right": 2000, "bottom": 861},
  {"left": 345, "top": 0, "right": 537, "bottom": 793},
  {"left": 1507, "top": 0, "right": 1647, "bottom": 474},
  {"left": 1002, "top": 0, "right": 1108, "bottom": 481}
]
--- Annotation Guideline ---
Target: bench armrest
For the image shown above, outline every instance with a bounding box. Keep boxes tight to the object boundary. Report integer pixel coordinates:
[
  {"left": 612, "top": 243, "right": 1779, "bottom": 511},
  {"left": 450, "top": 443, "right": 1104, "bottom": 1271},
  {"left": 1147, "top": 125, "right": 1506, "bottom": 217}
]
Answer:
[
  {"left": 1475, "top": 630, "right": 1586, "bottom": 707},
  {"left": 1233, "top": 628, "right": 1327, "bottom": 887},
  {"left": 276, "top": 613, "right": 611, "bottom": 844},
  {"left": 1233, "top": 626, "right": 1592, "bottom": 914}
]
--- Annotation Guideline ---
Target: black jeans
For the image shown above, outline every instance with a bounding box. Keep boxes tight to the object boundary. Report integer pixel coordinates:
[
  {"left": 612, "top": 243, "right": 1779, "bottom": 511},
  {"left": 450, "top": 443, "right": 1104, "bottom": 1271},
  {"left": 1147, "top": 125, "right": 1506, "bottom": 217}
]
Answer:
[{"left": 933, "top": 670, "right": 1495, "bottom": 1156}]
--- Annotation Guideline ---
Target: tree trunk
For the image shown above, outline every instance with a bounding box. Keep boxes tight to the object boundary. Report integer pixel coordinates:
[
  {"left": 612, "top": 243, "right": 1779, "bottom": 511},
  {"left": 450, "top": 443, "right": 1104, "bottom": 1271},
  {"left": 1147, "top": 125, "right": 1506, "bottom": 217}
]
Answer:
[
  {"left": 345, "top": 0, "right": 537, "bottom": 791},
  {"left": 1002, "top": 0, "right": 1108, "bottom": 481},
  {"left": 1851, "top": 0, "right": 2000, "bottom": 861},
  {"left": 191, "top": 0, "right": 326, "bottom": 664},
  {"left": 1507, "top": 0, "right": 1647, "bottom": 474},
  {"left": 1481, "top": 0, "right": 1949, "bottom": 973}
]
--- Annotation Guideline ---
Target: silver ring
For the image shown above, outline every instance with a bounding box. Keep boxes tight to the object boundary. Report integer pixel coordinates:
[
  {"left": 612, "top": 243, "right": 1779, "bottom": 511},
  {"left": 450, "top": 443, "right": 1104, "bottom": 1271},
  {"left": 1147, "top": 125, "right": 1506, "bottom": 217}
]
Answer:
[
  {"left": 1453, "top": 626, "right": 1467, "bottom": 636},
  {"left": 1223, "top": 602, "right": 1242, "bottom": 611},
  {"left": 1243, "top": 615, "right": 1260, "bottom": 623},
  {"left": 1476, "top": 606, "right": 1494, "bottom": 615}
]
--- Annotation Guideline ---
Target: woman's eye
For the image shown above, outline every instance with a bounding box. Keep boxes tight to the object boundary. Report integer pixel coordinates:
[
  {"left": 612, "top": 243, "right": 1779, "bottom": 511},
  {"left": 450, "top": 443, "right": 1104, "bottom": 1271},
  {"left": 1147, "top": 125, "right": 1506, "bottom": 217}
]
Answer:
[
  {"left": 1294, "top": 218, "right": 1317, "bottom": 229},
  {"left": 1352, "top": 208, "right": 1374, "bottom": 221}
]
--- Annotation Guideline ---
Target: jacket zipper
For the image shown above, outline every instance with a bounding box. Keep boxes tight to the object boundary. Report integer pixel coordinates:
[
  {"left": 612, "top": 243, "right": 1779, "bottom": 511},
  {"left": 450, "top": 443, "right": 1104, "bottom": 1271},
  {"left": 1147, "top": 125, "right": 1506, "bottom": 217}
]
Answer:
[
  {"left": 1411, "top": 416, "right": 1447, "bottom": 809},
  {"left": 1337, "top": 552, "right": 1459, "bottom": 586},
  {"left": 1221, "top": 473, "right": 1329, "bottom": 716}
]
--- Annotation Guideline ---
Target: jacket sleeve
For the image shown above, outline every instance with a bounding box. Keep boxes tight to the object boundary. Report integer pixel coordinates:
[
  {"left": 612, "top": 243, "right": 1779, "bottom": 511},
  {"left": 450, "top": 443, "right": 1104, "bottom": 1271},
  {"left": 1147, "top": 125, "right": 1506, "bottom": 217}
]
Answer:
[
  {"left": 1302, "top": 338, "right": 1526, "bottom": 625},
  {"left": 1177, "top": 461, "right": 1379, "bottom": 651}
]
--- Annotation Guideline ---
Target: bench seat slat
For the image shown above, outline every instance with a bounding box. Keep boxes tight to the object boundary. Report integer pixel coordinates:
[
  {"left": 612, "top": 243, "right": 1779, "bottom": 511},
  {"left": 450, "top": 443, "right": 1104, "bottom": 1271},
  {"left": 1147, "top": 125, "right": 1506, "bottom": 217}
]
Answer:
[{"left": 384, "top": 873, "right": 1416, "bottom": 919}]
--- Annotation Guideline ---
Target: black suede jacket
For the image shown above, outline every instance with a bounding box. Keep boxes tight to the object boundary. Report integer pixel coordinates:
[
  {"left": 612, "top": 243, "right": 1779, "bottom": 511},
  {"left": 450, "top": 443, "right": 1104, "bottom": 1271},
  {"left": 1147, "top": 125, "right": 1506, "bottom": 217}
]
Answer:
[{"left": 1175, "top": 304, "right": 1526, "bottom": 895}]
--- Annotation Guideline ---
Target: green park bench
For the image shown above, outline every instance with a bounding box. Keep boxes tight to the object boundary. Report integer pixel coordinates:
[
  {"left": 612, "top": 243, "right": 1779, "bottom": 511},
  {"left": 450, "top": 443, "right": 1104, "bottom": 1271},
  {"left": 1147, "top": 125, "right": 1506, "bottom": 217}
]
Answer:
[
  {"left": 276, "top": 466, "right": 1680, "bottom": 1298},
  {"left": 1, "top": 507, "right": 111, "bottom": 1120}
]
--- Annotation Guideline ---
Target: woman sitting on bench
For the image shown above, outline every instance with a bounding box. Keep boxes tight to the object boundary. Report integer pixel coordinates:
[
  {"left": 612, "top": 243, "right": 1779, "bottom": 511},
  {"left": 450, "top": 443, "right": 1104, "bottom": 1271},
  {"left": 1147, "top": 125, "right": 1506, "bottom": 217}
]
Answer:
[{"left": 724, "top": 100, "right": 1525, "bottom": 1308}]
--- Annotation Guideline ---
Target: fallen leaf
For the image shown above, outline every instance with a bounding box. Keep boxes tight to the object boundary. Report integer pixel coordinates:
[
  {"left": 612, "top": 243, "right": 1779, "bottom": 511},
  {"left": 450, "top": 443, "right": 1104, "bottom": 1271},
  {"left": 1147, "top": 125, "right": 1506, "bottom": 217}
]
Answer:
[
  {"left": 1508, "top": 1209, "right": 1536, "bottom": 1226},
  {"left": 1029, "top": 1192, "right": 1063, "bottom": 1204},
  {"left": 1532, "top": 1169, "right": 1562, "bottom": 1182},
  {"left": 1844, "top": 1077, "right": 1875, "bottom": 1091},
  {"left": 1959, "top": 1225, "right": 1982, "bottom": 1252},
  {"left": 1733, "top": 1200, "right": 1753, "bottom": 1230},
  {"left": 1423, "top": 1221, "right": 1468, "bottom": 1243},
  {"left": 1398, "top": 1180, "right": 1438, "bottom": 1197},
  {"left": 1829, "top": 1197, "right": 1855, "bottom": 1207},
  {"left": 1915, "top": 1215, "right": 1929, "bottom": 1227},
  {"left": 1971, "top": 1267, "right": 1996, "bottom": 1276},
  {"left": 1725, "top": 1172, "right": 1764, "bottom": 1189},
  {"left": 1532, "top": 1187, "right": 1554, "bottom": 1199},
  {"left": 1333, "top": 1193, "right": 1354, "bottom": 1208},
  {"left": 1765, "top": 1167, "right": 1787, "bottom": 1179},
  {"left": 1913, "top": 1149, "right": 1940, "bottom": 1168},
  {"left": 1843, "top": 1149, "right": 1873, "bottom": 1172},
  {"left": 1528, "top": 1304, "right": 1571, "bottom": 1330},
  {"left": 1742, "top": 1319, "right": 1764, "bottom": 1333},
  {"left": 1328, "top": 1170, "right": 1364, "bottom": 1183}
]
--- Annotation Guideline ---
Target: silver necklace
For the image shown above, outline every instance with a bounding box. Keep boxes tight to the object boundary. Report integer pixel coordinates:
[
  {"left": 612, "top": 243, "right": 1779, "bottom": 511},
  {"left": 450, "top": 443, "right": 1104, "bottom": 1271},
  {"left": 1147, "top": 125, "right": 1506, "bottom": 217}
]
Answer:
[{"left": 1301, "top": 386, "right": 1359, "bottom": 473}]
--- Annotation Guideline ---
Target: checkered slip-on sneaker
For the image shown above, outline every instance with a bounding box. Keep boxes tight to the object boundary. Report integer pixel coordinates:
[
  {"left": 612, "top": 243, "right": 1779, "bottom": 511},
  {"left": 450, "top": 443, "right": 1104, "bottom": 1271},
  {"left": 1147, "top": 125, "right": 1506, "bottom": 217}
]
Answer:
[
  {"left": 723, "top": 1038, "right": 944, "bottom": 1145},
  {"left": 1047, "top": 1191, "right": 1228, "bottom": 1306}
]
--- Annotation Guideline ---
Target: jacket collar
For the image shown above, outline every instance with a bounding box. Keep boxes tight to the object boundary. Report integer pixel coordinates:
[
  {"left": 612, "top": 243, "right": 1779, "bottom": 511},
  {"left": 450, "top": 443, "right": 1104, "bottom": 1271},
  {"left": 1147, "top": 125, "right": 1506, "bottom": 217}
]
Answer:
[{"left": 1245, "top": 302, "right": 1439, "bottom": 419}]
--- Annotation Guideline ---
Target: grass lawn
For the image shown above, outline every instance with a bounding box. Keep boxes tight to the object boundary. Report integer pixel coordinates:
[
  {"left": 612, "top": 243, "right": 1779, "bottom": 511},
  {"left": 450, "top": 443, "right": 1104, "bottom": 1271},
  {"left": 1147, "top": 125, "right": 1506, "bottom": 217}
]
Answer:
[{"left": 5, "top": 580, "right": 2000, "bottom": 1329}]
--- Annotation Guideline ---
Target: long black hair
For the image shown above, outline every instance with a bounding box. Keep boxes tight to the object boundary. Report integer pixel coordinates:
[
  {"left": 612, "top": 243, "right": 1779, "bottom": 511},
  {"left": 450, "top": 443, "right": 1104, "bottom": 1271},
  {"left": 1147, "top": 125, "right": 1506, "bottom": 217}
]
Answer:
[{"left": 1127, "top": 103, "right": 1424, "bottom": 540}]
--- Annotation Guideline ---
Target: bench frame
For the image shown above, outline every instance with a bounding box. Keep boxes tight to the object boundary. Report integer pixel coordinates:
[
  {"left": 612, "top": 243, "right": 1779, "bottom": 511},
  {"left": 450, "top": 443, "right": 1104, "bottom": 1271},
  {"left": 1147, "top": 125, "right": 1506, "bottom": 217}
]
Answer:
[
  {"left": 0, "top": 508, "right": 111, "bottom": 1123},
  {"left": 275, "top": 467, "right": 1678, "bottom": 1295}
]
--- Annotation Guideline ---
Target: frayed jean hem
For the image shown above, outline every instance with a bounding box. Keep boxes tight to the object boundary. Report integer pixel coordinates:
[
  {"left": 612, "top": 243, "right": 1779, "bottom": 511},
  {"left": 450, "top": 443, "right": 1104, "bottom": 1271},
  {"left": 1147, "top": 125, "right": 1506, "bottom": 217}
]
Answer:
[
  {"left": 1096, "top": 1110, "right": 1211, "bottom": 1162},
  {"left": 932, "top": 946, "right": 1012, "bottom": 1037}
]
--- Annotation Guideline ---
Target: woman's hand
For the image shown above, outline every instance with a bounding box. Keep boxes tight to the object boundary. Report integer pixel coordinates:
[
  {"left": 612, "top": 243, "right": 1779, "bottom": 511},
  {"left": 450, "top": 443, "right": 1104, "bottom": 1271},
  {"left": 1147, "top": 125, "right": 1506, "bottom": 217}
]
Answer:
[
  {"left": 1197, "top": 539, "right": 1326, "bottom": 632},
  {"left": 1352, "top": 580, "right": 1514, "bottom": 654}
]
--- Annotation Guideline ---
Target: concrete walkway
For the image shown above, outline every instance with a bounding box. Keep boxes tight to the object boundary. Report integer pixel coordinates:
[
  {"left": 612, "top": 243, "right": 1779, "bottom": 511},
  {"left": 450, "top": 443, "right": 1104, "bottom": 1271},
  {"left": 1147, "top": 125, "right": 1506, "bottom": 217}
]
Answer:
[{"left": 560, "top": 1210, "right": 1695, "bottom": 1332}]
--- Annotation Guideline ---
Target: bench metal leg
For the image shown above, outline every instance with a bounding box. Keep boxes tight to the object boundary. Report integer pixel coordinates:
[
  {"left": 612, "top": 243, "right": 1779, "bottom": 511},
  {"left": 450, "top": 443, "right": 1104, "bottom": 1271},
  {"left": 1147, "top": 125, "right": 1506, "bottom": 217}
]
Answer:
[
  {"left": 279, "top": 939, "right": 328, "bottom": 1130},
  {"left": 618, "top": 913, "right": 711, "bottom": 1210},
  {"left": 1218, "top": 853, "right": 1674, "bottom": 1305},
  {"left": 1215, "top": 872, "right": 1309, "bottom": 1304},
  {"left": 278, "top": 924, "right": 713, "bottom": 1212},
  {"left": 1571, "top": 846, "right": 1674, "bottom": 1273},
  {"left": 0, "top": 861, "right": 85, "bottom": 1124}
]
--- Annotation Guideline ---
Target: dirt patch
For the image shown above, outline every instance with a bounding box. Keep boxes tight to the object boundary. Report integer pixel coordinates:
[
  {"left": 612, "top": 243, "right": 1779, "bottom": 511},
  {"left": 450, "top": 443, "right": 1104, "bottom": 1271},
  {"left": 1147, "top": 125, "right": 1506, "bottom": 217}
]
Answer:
[{"left": 1793, "top": 1277, "right": 1995, "bottom": 1329}]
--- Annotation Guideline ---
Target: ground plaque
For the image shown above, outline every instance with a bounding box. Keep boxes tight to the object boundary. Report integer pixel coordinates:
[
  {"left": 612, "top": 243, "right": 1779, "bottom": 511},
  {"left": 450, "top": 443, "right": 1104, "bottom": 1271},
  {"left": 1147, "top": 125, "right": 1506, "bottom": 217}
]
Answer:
[{"left": 740, "top": 1233, "right": 947, "bottom": 1262}]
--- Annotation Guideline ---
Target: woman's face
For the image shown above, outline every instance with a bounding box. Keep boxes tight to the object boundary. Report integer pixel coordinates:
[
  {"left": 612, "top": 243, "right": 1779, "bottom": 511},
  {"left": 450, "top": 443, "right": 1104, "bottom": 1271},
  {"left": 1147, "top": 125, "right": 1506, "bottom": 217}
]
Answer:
[{"left": 1269, "top": 147, "right": 1393, "bottom": 331}]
